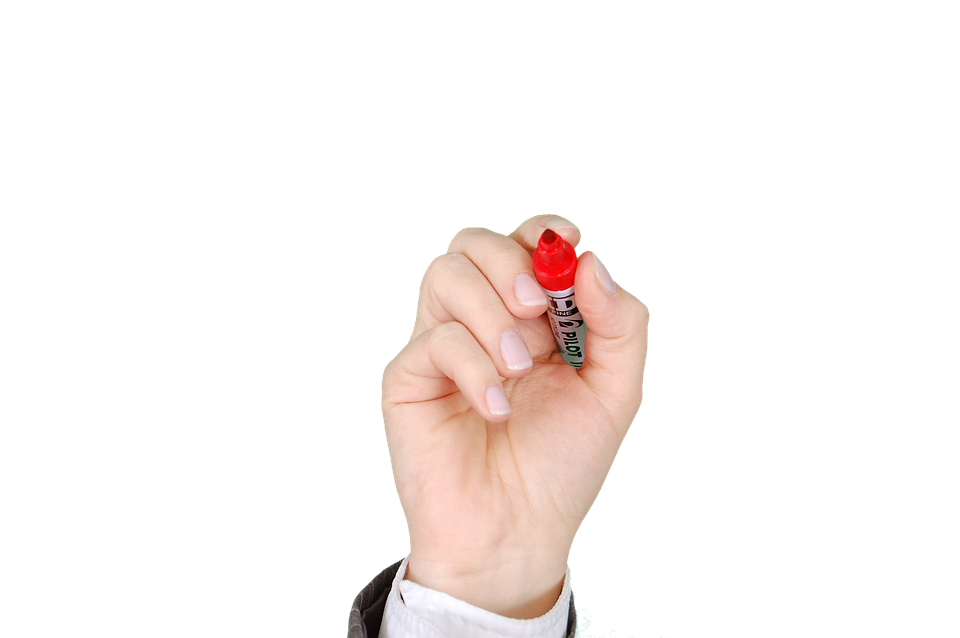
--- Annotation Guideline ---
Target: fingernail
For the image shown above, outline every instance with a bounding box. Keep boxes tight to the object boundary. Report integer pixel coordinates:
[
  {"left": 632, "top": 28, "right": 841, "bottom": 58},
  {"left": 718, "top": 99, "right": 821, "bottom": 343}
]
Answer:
[
  {"left": 594, "top": 254, "right": 617, "bottom": 295},
  {"left": 485, "top": 384, "right": 512, "bottom": 416},
  {"left": 499, "top": 329, "right": 533, "bottom": 371},
  {"left": 513, "top": 273, "right": 548, "bottom": 307},
  {"left": 545, "top": 217, "right": 579, "bottom": 231}
]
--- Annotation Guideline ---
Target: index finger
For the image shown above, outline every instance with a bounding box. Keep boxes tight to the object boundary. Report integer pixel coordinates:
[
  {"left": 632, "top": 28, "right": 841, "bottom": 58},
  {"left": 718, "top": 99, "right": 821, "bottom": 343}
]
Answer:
[{"left": 508, "top": 215, "right": 582, "bottom": 254}]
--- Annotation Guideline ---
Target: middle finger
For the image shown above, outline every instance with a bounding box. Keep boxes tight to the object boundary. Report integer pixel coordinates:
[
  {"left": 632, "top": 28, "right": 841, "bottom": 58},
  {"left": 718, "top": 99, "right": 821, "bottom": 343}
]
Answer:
[{"left": 413, "top": 252, "right": 534, "bottom": 378}]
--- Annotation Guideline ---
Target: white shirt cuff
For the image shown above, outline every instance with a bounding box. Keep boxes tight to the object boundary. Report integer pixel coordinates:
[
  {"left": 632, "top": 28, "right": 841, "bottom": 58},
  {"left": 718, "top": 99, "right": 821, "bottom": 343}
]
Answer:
[{"left": 378, "top": 556, "right": 572, "bottom": 638}]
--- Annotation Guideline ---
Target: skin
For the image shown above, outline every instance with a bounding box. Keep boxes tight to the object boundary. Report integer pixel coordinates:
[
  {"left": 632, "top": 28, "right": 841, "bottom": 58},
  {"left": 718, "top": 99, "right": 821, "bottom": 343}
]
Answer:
[{"left": 381, "top": 215, "right": 649, "bottom": 619}]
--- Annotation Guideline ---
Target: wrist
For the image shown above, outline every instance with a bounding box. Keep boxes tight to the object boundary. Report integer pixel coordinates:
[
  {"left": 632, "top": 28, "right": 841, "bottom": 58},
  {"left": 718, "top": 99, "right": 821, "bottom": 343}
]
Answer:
[{"left": 405, "top": 545, "right": 569, "bottom": 619}]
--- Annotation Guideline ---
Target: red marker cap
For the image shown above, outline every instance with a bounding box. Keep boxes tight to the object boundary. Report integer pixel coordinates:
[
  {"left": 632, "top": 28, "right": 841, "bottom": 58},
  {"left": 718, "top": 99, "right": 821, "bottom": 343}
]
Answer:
[{"left": 532, "top": 229, "right": 578, "bottom": 292}]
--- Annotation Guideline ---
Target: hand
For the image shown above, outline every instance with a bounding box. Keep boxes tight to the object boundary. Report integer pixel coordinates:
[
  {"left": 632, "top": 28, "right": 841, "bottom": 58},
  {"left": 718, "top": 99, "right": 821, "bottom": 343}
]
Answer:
[{"left": 381, "top": 216, "right": 649, "bottom": 618}]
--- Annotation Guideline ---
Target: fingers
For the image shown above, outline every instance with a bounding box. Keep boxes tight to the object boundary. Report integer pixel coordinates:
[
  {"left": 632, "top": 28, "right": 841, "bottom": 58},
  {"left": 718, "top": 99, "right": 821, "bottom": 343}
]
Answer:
[
  {"left": 574, "top": 251, "right": 650, "bottom": 428},
  {"left": 413, "top": 252, "right": 534, "bottom": 377},
  {"left": 383, "top": 321, "right": 513, "bottom": 422},
  {"left": 508, "top": 215, "right": 581, "bottom": 254},
  {"left": 410, "top": 217, "right": 584, "bottom": 369},
  {"left": 446, "top": 227, "right": 550, "bottom": 321}
]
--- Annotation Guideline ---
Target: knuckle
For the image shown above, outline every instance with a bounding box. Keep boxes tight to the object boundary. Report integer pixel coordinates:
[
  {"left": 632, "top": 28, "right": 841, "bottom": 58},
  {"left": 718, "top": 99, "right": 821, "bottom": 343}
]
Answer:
[
  {"left": 447, "top": 227, "right": 487, "bottom": 253},
  {"left": 419, "top": 253, "right": 469, "bottom": 301},
  {"left": 613, "top": 297, "right": 649, "bottom": 351},
  {"left": 430, "top": 320, "right": 467, "bottom": 348},
  {"left": 621, "top": 291, "right": 649, "bottom": 325},
  {"left": 381, "top": 354, "right": 402, "bottom": 406},
  {"left": 424, "top": 252, "right": 468, "bottom": 283}
]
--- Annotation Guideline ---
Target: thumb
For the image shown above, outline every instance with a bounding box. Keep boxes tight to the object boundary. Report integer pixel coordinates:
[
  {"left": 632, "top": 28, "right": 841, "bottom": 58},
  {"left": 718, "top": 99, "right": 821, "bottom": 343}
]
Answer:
[{"left": 575, "top": 252, "right": 650, "bottom": 428}]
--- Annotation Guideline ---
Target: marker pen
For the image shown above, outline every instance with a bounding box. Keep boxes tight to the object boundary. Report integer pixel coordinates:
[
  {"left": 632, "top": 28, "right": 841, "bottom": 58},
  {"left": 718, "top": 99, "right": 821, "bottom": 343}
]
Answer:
[{"left": 532, "top": 229, "right": 587, "bottom": 369}]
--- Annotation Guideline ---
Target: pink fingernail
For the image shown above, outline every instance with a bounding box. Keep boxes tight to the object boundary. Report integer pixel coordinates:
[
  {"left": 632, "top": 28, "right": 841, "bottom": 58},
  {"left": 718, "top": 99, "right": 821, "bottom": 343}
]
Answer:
[
  {"left": 513, "top": 273, "right": 548, "bottom": 307},
  {"left": 545, "top": 217, "right": 579, "bottom": 231},
  {"left": 500, "top": 329, "right": 533, "bottom": 371},
  {"left": 593, "top": 253, "right": 618, "bottom": 296},
  {"left": 485, "top": 385, "right": 512, "bottom": 416}
]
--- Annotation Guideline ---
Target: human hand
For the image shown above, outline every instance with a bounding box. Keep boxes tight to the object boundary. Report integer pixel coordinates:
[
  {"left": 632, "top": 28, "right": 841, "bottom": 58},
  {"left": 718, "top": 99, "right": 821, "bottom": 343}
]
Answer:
[{"left": 381, "top": 215, "right": 649, "bottom": 618}]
